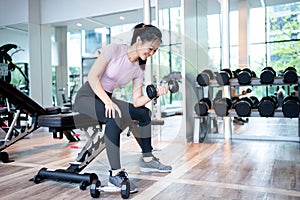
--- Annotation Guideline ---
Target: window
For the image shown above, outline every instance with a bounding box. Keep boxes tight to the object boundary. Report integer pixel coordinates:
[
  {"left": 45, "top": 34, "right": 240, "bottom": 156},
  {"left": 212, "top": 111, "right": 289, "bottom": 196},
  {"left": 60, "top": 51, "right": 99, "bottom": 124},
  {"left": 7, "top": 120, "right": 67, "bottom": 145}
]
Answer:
[{"left": 248, "top": 1, "right": 300, "bottom": 75}]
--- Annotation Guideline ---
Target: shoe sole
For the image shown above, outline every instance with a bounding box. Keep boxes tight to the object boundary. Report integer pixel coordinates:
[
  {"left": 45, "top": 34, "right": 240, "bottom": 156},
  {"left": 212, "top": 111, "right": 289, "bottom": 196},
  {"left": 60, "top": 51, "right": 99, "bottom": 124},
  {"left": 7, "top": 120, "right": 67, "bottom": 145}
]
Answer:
[{"left": 140, "top": 167, "right": 172, "bottom": 173}]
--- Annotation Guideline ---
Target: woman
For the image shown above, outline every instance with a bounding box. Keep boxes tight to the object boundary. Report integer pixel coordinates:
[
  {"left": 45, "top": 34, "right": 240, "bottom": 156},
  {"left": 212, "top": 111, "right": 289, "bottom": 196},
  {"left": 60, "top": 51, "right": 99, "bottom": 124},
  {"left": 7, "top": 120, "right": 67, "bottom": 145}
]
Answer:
[{"left": 73, "top": 23, "right": 172, "bottom": 193}]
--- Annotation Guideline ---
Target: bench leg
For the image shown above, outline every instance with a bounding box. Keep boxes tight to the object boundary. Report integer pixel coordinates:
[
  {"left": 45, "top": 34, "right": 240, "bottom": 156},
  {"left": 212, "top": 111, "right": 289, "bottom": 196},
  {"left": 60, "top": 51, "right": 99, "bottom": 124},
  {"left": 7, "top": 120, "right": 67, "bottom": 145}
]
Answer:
[{"left": 63, "top": 130, "right": 80, "bottom": 142}]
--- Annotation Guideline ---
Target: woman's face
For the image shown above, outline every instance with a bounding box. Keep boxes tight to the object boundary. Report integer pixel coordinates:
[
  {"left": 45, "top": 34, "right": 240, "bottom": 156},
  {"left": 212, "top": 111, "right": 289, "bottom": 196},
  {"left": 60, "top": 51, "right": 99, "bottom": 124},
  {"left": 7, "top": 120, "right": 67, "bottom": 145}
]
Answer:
[{"left": 136, "top": 38, "right": 161, "bottom": 60}]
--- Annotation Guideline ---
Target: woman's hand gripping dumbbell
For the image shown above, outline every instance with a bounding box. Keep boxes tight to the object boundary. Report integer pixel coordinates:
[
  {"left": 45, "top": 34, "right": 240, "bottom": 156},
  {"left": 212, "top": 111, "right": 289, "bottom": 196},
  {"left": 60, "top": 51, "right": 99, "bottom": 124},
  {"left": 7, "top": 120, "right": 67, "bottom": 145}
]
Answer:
[{"left": 146, "top": 79, "right": 179, "bottom": 99}]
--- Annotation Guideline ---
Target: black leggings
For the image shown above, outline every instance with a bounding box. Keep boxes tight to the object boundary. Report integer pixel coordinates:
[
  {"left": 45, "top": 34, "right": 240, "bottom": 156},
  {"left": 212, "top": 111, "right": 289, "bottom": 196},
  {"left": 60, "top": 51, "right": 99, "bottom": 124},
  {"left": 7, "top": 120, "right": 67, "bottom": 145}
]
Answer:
[{"left": 73, "top": 82, "right": 153, "bottom": 169}]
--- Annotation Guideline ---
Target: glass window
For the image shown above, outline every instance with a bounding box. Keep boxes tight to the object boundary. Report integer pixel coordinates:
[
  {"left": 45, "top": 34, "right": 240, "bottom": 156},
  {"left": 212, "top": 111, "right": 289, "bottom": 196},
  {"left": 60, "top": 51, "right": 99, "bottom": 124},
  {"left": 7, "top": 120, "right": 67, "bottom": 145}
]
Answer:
[
  {"left": 157, "top": 6, "right": 182, "bottom": 106},
  {"left": 248, "top": 1, "right": 300, "bottom": 74},
  {"left": 266, "top": 2, "right": 300, "bottom": 72},
  {"left": 207, "top": 14, "right": 221, "bottom": 70}
]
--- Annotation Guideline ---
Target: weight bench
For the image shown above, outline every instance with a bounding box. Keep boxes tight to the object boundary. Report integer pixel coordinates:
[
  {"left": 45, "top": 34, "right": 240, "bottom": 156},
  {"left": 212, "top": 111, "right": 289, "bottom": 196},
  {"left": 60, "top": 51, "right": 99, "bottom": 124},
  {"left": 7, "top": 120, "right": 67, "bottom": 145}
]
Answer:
[
  {"left": 0, "top": 79, "right": 78, "bottom": 162},
  {"left": 32, "top": 112, "right": 105, "bottom": 190},
  {"left": 33, "top": 114, "right": 165, "bottom": 190}
]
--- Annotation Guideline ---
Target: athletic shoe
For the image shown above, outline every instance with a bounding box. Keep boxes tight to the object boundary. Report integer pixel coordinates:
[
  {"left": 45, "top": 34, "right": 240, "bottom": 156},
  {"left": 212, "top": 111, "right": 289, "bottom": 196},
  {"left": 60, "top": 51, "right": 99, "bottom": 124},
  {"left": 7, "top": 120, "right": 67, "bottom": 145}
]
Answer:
[
  {"left": 108, "top": 169, "right": 138, "bottom": 193},
  {"left": 140, "top": 156, "right": 172, "bottom": 173}
]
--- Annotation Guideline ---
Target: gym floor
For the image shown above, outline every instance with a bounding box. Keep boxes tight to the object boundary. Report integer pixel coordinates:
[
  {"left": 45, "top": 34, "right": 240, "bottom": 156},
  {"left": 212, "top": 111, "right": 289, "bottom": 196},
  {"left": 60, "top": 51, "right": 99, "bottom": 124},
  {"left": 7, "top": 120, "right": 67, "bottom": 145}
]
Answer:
[{"left": 0, "top": 116, "right": 300, "bottom": 199}]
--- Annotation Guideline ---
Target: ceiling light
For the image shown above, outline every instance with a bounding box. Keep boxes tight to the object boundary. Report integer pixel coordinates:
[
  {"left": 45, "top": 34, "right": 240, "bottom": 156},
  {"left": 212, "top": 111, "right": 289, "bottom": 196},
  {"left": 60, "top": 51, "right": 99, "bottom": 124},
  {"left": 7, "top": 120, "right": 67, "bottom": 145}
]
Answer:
[
  {"left": 120, "top": 16, "right": 125, "bottom": 20},
  {"left": 76, "top": 23, "right": 82, "bottom": 27}
]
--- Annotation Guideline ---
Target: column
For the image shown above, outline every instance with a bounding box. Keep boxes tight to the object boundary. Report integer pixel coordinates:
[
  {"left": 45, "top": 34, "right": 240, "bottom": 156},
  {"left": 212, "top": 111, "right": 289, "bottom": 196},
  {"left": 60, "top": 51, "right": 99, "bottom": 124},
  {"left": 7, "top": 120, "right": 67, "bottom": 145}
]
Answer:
[
  {"left": 53, "top": 26, "right": 68, "bottom": 106},
  {"left": 28, "top": 0, "right": 52, "bottom": 106},
  {"left": 238, "top": 0, "right": 249, "bottom": 68}
]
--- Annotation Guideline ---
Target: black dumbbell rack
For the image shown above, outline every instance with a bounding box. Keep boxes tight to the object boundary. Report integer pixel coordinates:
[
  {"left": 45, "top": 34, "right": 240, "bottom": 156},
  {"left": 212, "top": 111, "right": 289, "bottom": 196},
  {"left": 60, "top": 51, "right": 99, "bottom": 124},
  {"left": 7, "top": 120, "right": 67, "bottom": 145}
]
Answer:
[{"left": 194, "top": 76, "right": 300, "bottom": 142}]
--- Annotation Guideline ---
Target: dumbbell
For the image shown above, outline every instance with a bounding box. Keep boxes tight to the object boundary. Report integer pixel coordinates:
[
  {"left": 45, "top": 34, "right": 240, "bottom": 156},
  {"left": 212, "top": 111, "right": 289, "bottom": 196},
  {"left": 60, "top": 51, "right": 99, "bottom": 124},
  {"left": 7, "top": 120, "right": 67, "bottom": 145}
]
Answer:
[
  {"left": 234, "top": 96, "right": 259, "bottom": 117},
  {"left": 213, "top": 98, "right": 232, "bottom": 116},
  {"left": 146, "top": 79, "right": 179, "bottom": 99},
  {"left": 196, "top": 69, "right": 214, "bottom": 86},
  {"left": 260, "top": 67, "right": 276, "bottom": 84},
  {"left": 215, "top": 68, "right": 232, "bottom": 85},
  {"left": 283, "top": 67, "right": 298, "bottom": 84},
  {"left": 258, "top": 95, "right": 278, "bottom": 117},
  {"left": 241, "top": 88, "right": 252, "bottom": 95},
  {"left": 231, "top": 96, "right": 240, "bottom": 109},
  {"left": 235, "top": 68, "right": 256, "bottom": 85},
  {"left": 282, "top": 95, "right": 300, "bottom": 118},
  {"left": 194, "top": 98, "right": 212, "bottom": 116}
]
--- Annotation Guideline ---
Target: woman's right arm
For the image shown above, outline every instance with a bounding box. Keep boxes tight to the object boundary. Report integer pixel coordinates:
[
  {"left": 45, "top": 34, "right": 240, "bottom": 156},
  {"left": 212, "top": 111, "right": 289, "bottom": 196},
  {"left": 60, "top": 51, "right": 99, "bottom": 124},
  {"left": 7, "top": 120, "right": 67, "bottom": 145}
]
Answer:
[{"left": 87, "top": 54, "right": 121, "bottom": 118}]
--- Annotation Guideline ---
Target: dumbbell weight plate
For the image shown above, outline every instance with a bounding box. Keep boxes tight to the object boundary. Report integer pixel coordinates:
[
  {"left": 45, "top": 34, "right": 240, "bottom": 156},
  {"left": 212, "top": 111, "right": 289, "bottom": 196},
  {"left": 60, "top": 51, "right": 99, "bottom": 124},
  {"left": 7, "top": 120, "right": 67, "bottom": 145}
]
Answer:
[
  {"left": 146, "top": 85, "right": 157, "bottom": 99},
  {"left": 282, "top": 96, "right": 300, "bottom": 118},
  {"left": 260, "top": 67, "right": 276, "bottom": 84},
  {"left": 168, "top": 79, "right": 179, "bottom": 93},
  {"left": 197, "top": 73, "right": 209, "bottom": 86},
  {"left": 238, "top": 69, "right": 252, "bottom": 85},
  {"left": 194, "top": 98, "right": 212, "bottom": 116},
  {"left": 197, "top": 69, "right": 214, "bottom": 86},
  {"left": 233, "top": 69, "right": 241, "bottom": 78},
  {"left": 90, "top": 179, "right": 101, "bottom": 198},
  {"left": 258, "top": 96, "right": 277, "bottom": 117},
  {"left": 270, "top": 95, "right": 279, "bottom": 108},
  {"left": 235, "top": 97, "right": 252, "bottom": 117},
  {"left": 213, "top": 98, "right": 232, "bottom": 116},
  {"left": 216, "top": 69, "right": 232, "bottom": 86},
  {"left": 231, "top": 97, "right": 240, "bottom": 109},
  {"left": 283, "top": 67, "right": 298, "bottom": 84}
]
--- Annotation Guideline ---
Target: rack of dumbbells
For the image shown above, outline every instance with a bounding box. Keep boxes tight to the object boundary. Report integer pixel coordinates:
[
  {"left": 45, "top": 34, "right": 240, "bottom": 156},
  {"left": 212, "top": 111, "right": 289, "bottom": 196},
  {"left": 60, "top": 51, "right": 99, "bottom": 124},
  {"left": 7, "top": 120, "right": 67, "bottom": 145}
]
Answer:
[{"left": 194, "top": 66, "right": 300, "bottom": 142}]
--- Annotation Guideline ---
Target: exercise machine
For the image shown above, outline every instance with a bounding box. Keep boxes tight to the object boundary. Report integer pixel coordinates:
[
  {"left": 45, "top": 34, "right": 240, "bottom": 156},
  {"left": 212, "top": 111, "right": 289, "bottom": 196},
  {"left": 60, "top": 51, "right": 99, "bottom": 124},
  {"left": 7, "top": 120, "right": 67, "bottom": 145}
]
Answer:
[{"left": 0, "top": 78, "right": 79, "bottom": 162}]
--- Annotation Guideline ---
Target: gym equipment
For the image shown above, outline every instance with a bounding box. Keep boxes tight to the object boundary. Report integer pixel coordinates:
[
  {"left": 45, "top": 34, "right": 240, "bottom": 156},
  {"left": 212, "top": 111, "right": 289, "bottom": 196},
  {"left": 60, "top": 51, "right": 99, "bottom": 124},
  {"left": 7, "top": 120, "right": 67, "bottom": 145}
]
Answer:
[
  {"left": 0, "top": 44, "right": 28, "bottom": 84},
  {"left": 29, "top": 106, "right": 163, "bottom": 197},
  {"left": 146, "top": 79, "right": 179, "bottom": 99},
  {"left": 258, "top": 95, "right": 278, "bottom": 117},
  {"left": 58, "top": 74, "right": 80, "bottom": 108},
  {"left": 260, "top": 67, "right": 276, "bottom": 84},
  {"left": 89, "top": 170, "right": 130, "bottom": 199},
  {"left": 283, "top": 67, "right": 298, "bottom": 84},
  {"left": 33, "top": 167, "right": 99, "bottom": 190},
  {"left": 33, "top": 112, "right": 162, "bottom": 197},
  {"left": 194, "top": 98, "right": 212, "bottom": 116},
  {"left": 282, "top": 95, "right": 300, "bottom": 118},
  {"left": 235, "top": 68, "right": 256, "bottom": 85},
  {"left": 196, "top": 69, "right": 214, "bottom": 86},
  {"left": 213, "top": 98, "right": 232, "bottom": 116},
  {"left": 162, "top": 71, "right": 182, "bottom": 82},
  {"left": 32, "top": 112, "right": 106, "bottom": 189},
  {"left": 0, "top": 44, "right": 29, "bottom": 108},
  {"left": 241, "top": 88, "right": 252, "bottom": 95},
  {"left": 215, "top": 68, "right": 232, "bottom": 85},
  {"left": 249, "top": 96, "right": 259, "bottom": 108},
  {"left": 231, "top": 96, "right": 240, "bottom": 109},
  {"left": 0, "top": 78, "right": 79, "bottom": 162},
  {"left": 234, "top": 96, "right": 259, "bottom": 117},
  {"left": 0, "top": 44, "right": 17, "bottom": 83}
]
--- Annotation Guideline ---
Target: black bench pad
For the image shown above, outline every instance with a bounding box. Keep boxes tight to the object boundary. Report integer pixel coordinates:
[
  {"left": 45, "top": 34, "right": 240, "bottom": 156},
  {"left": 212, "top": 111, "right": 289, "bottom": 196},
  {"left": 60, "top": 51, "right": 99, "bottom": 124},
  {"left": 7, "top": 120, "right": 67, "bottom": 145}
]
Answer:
[{"left": 38, "top": 112, "right": 100, "bottom": 129}]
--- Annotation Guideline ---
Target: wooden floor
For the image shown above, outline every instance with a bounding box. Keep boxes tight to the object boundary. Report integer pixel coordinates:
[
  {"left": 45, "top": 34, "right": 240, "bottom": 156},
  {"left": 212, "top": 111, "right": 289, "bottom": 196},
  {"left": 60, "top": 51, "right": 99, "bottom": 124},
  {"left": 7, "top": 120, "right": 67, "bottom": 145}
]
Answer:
[{"left": 1, "top": 116, "right": 300, "bottom": 200}]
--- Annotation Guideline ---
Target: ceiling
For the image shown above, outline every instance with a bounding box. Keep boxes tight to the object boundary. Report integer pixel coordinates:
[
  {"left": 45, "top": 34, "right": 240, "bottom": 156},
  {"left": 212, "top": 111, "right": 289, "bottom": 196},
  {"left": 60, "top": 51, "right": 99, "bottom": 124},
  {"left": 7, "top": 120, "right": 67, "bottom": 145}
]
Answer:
[
  {"left": 51, "top": 8, "right": 148, "bottom": 32},
  {"left": 1, "top": 0, "right": 298, "bottom": 33}
]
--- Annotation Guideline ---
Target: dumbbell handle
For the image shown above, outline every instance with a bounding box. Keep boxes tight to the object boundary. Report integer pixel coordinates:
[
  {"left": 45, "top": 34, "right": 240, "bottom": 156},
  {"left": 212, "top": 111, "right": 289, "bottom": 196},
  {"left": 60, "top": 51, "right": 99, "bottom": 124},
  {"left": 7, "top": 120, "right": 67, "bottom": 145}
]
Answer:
[
  {"left": 146, "top": 80, "right": 179, "bottom": 99},
  {"left": 146, "top": 84, "right": 170, "bottom": 99}
]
